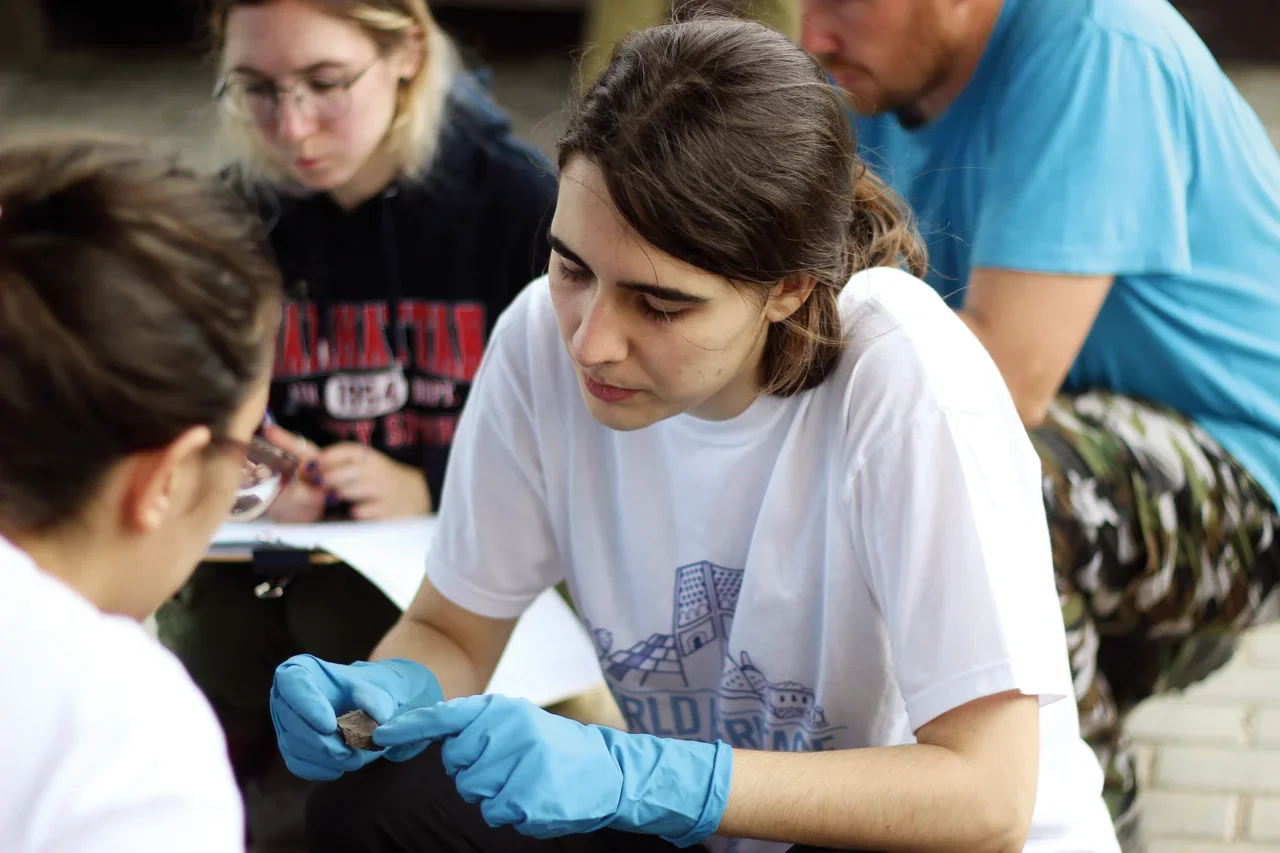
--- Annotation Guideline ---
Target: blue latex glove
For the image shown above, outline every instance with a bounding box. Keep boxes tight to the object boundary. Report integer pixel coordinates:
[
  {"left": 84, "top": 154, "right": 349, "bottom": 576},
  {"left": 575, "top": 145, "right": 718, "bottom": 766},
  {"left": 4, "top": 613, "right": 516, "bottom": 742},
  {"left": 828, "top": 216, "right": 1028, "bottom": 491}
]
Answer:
[
  {"left": 373, "top": 694, "right": 733, "bottom": 846},
  {"left": 270, "top": 654, "right": 443, "bottom": 781}
]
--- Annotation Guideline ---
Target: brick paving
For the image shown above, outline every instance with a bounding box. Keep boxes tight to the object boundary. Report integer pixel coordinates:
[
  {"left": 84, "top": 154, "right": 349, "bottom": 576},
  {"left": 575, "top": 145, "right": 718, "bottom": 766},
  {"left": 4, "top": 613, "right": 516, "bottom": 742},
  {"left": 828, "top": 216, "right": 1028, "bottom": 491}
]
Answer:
[{"left": 1129, "top": 625, "right": 1280, "bottom": 851}]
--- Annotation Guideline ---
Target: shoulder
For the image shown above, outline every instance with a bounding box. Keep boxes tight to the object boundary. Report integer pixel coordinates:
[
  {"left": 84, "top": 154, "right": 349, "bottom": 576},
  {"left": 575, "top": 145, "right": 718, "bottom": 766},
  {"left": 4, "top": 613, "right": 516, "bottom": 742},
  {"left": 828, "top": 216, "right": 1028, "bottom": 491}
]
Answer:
[
  {"left": 477, "top": 276, "right": 582, "bottom": 415},
  {"left": 1084, "top": 0, "right": 1214, "bottom": 61},
  {"left": 964, "top": 0, "right": 1197, "bottom": 185},
  {"left": 0, "top": 557, "right": 240, "bottom": 846},
  {"left": 5, "top": 568, "right": 234, "bottom": 765},
  {"left": 822, "top": 267, "right": 1025, "bottom": 472},
  {"left": 69, "top": 615, "right": 236, "bottom": 786},
  {"left": 486, "top": 275, "right": 563, "bottom": 368},
  {"left": 998, "top": 0, "right": 1197, "bottom": 94}
]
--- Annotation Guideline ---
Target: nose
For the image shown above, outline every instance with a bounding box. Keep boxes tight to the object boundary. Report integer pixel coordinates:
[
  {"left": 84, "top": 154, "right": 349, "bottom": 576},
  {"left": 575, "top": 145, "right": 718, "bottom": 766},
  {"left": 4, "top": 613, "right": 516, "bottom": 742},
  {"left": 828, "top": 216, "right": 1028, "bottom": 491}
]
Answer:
[
  {"left": 799, "top": 2, "right": 840, "bottom": 56},
  {"left": 272, "top": 95, "right": 318, "bottom": 145},
  {"left": 571, "top": 293, "right": 628, "bottom": 369}
]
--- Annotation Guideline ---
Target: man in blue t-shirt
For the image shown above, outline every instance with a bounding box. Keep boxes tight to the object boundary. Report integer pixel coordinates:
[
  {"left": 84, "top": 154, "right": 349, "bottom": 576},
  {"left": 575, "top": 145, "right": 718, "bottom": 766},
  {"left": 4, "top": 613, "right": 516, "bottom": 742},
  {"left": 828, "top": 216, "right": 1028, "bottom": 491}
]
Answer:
[{"left": 802, "top": 0, "right": 1280, "bottom": 843}]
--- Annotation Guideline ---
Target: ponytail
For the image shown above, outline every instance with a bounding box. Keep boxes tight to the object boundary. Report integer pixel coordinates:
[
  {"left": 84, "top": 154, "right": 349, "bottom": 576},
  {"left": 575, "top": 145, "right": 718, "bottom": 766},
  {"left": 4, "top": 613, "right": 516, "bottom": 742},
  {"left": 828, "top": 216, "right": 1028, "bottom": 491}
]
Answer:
[
  {"left": 758, "top": 163, "right": 927, "bottom": 396},
  {"left": 848, "top": 162, "right": 928, "bottom": 280}
]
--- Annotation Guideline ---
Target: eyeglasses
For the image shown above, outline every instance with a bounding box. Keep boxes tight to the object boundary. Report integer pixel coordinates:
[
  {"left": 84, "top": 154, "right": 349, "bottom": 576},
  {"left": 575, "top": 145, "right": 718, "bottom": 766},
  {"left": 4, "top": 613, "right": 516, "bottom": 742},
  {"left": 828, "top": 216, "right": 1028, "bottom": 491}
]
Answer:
[
  {"left": 213, "top": 61, "right": 379, "bottom": 127},
  {"left": 213, "top": 433, "right": 299, "bottom": 522}
]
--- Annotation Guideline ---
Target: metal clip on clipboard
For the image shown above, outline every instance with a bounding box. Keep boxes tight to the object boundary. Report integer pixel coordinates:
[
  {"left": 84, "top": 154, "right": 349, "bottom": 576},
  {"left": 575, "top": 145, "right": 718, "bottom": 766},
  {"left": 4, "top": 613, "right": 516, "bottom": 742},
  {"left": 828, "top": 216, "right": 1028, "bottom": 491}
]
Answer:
[
  {"left": 249, "top": 543, "right": 317, "bottom": 599},
  {"left": 205, "top": 539, "right": 337, "bottom": 599}
]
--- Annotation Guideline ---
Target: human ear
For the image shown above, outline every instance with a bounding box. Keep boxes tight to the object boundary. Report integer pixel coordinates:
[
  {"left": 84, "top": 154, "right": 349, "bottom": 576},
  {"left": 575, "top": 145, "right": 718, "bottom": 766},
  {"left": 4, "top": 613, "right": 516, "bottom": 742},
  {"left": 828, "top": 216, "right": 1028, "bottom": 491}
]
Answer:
[
  {"left": 393, "top": 25, "right": 425, "bottom": 81},
  {"left": 763, "top": 273, "right": 819, "bottom": 324},
  {"left": 120, "top": 426, "right": 214, "bottom": 534}
]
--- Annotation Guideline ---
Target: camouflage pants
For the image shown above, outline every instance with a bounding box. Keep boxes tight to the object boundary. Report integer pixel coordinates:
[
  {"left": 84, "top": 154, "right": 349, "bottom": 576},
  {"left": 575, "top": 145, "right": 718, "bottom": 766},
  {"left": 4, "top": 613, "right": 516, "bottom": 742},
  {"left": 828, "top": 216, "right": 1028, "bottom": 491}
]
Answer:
[{"left": 1032, "top": 392, "right": 1280, "bottom": 830}]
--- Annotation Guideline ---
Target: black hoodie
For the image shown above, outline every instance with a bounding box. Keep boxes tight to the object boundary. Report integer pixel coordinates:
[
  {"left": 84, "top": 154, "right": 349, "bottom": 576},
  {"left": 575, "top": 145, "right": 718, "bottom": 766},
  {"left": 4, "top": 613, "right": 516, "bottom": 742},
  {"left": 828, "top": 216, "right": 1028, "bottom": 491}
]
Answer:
[{"left": 235, "top": 72, "right": 556, "bottom": 509}]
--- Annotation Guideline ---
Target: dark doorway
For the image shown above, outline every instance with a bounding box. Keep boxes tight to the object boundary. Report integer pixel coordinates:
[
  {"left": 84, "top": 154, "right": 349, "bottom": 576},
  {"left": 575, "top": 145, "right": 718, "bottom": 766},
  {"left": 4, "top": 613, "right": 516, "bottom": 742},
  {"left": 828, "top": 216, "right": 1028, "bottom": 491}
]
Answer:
[
  {"left": 41, "top": 0, "right": 207, "bottom": 50},
  {"left": 35, "top": 0, "right": 585, "bottom": 61},
  {"left": 1170, "top": 0, "right": 1280, "bottom": 63}
]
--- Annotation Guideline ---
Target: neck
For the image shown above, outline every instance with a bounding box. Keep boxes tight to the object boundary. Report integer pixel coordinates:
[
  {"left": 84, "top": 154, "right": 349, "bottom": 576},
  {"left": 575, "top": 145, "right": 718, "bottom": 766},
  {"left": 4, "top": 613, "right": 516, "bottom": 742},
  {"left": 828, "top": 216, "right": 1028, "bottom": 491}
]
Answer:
[
  {"left": 7, "top": 522, "right": 141, "bottom": 620},
  {"left": 690, "top": 377, "right": 762, "bottom": 422},
  {"left": 331, "top": 140, "right": 400, "bottom": 210},
  {"left": 915, "top": 0, "right": 1005, "bottom": 123}
]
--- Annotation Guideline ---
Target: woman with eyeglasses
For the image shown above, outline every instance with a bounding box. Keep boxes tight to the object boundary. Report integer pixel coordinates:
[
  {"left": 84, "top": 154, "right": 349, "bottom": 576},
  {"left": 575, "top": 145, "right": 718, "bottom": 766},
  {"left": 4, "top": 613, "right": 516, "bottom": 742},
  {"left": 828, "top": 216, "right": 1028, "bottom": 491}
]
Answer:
[
  {"left": 0, "top": 138, "right": 287, "bottom": 852},
  {"left": 210, "top": 0, "right": 553, "bottom": 521},
  {"left": 156, "top": 0, "right": 557, "bottom": 807}
]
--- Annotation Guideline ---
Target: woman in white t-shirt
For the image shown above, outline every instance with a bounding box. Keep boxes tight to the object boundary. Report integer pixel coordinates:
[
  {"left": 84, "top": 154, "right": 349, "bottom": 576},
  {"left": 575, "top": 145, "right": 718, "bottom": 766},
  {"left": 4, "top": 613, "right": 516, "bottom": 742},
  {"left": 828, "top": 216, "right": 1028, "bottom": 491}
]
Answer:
[
  {"left": 268, "top": 16, "right": 1120, "bottom": 853},
  {"left": 0, "top": 139, "right": 290, "bottom": 853}
]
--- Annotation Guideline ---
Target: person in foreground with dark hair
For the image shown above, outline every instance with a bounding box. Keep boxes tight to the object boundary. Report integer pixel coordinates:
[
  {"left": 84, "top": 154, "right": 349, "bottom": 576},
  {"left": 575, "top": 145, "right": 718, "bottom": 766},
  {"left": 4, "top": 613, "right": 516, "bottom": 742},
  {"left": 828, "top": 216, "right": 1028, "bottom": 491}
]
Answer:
[
  {"left": 0, "top": 138, "right": 289, "bottom": 853},
  {"left": 267, "top": 17, "right": 1120, "bottom": 853}
]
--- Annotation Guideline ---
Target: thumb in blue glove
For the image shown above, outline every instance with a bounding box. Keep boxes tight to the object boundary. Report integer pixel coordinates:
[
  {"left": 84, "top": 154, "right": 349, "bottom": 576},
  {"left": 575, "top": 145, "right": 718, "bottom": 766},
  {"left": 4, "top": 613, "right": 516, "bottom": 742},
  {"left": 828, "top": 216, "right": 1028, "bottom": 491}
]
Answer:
[
  {"left": 270, "top": 655, "right": 443, "bottom": 782},
  {"left": 373, "top": 694, "right": 733, "bottom": 847}
]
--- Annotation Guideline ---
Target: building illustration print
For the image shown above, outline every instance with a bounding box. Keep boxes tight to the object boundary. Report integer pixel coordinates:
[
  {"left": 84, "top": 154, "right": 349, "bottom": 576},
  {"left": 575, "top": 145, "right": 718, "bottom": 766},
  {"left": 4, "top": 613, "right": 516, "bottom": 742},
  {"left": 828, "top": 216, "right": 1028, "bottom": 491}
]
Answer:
[{"left": 586, "top": 561, "right": 842, "bottom": 751}]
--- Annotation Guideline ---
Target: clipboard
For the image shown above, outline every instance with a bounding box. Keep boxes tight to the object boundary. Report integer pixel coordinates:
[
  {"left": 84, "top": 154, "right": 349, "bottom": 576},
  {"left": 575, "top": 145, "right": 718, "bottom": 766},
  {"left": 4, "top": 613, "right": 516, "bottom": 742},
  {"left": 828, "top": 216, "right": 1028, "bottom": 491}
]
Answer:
[{"left": 207, "top": 517, "right": 606, "bottom": 707}]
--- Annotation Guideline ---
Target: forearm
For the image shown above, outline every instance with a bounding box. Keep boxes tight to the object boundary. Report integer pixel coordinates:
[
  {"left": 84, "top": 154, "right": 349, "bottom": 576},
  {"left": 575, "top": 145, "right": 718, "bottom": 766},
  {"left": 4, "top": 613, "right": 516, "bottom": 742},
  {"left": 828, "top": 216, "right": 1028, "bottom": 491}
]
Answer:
[
  {"left": 954, "top": 269, "right": 1114, "bottom": 429},
  {"left": 371, "top": 615, "right": 487, "bottom": 700},
  {"left": 956, "top": 309, "right": 1055, "bottom": 428},
  {"left": 717, "top": 745, "right": 1030, "bottom": 853}
]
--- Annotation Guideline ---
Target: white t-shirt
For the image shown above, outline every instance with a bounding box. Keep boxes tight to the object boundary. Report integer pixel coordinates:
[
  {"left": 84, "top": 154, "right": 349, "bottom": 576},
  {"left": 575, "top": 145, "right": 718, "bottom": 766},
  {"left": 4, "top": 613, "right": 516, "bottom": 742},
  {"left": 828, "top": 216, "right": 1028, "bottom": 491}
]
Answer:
[
  {"left": 0, "top": 537, "right": 244, "bottom": 853},
  {"left": 427, "top": 267, "right": 1119, "bottom": 853}
]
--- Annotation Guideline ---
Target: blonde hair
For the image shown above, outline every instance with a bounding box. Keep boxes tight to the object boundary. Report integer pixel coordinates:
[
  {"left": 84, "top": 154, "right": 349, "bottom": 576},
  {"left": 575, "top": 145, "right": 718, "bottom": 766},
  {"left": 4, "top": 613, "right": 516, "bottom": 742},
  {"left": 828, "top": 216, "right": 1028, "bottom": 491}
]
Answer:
[{"left": 210, "top": 0, "right": 459, "bottom": 187}]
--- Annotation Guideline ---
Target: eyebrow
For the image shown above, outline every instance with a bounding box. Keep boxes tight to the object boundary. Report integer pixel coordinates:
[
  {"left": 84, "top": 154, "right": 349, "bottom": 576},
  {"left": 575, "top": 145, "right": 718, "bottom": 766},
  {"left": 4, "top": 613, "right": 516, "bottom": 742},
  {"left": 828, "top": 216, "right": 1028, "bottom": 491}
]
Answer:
[
  {"left": 228, "top": 61, "right": 350, "bottom": 78},
  {"left": 548, "top": 234, "right": 712, "bottom": 305}
]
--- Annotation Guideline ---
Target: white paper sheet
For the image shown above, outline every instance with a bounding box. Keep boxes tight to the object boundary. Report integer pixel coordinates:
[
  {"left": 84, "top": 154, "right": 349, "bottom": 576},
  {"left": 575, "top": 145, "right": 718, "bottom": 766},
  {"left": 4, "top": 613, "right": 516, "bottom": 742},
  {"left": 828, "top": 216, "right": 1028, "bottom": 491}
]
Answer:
[{"left": 211, "top": 518, "right": 605, "bottom": 707}]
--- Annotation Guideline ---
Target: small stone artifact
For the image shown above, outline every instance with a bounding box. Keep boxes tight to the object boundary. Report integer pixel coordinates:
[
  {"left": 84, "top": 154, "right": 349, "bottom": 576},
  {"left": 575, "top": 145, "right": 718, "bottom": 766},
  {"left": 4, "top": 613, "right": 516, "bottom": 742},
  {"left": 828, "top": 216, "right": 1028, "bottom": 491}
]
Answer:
[{"left": 337, "top": 709, "right": 378, "bottom": 750}]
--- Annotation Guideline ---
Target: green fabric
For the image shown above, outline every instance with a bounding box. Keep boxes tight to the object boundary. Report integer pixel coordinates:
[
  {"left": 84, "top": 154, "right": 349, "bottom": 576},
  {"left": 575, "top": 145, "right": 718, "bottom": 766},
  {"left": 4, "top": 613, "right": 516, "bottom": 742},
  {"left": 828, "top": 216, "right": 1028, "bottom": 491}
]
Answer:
[{"left": 1034, "top": 390, "right": 1278, "bottom": 826}]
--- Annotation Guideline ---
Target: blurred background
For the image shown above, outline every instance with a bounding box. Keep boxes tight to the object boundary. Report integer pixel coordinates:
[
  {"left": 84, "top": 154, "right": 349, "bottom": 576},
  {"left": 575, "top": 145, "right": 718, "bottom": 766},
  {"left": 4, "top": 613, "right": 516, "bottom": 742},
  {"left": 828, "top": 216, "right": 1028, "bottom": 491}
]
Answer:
[
  {"left": 2, "top": 0, "right": 1277, "bottom": 167},
  {"left": 3, "top": 2, "right": 1280, "bottom": 851},
  {"left": 0, "top": 0, "right": 594, "bottom": 167}
]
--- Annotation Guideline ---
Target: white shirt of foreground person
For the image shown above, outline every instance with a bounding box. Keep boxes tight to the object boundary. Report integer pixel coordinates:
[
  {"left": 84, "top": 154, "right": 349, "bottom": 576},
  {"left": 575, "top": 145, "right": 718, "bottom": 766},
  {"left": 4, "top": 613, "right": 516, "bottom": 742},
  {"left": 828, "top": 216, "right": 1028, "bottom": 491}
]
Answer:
[
  {"left": 428, "top": 267, "right": 1120, "bottom": 853},
  {"left": 0, "top": 537, "right": 243, "bottom": 853}
]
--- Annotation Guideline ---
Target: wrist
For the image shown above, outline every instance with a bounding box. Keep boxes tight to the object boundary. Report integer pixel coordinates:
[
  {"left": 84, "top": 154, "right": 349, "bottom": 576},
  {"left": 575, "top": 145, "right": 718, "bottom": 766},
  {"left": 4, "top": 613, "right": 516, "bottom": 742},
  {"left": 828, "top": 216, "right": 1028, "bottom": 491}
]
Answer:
[
  {"left": 597, "top": 729, "right": 734, "bottom": 847},
  {"left": 361, "top": 658, "right": 442, "bottom": 707},
  {"left": 660, "top": 740, "right": 733, "bottom": 847}
]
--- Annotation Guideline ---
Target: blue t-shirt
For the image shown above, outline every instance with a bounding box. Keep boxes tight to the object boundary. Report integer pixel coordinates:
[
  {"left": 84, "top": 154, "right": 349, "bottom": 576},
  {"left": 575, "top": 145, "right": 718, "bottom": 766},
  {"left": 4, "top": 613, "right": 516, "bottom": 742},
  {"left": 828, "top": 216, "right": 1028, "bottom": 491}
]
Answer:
[{"left": 854, "top": 0, "right": 1280, "bottom": 507}]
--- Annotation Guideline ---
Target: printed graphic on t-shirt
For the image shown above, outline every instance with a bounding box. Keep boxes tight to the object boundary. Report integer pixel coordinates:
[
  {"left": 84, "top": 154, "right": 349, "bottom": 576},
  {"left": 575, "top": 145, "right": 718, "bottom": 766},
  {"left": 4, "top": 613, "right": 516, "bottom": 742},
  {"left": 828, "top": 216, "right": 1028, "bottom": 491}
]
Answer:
[
  {"left": 587, "top": 561, "right": 845, "bottom": 753},
  {"left": 271, "top": 297, "right": 485, "bottom": 449},
  {"left": 324, "top": 366, "right": 409, "bottom": 420}
]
